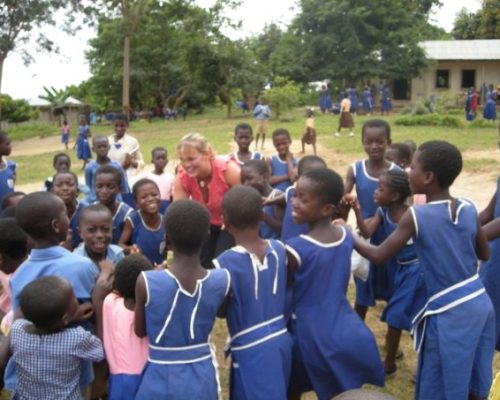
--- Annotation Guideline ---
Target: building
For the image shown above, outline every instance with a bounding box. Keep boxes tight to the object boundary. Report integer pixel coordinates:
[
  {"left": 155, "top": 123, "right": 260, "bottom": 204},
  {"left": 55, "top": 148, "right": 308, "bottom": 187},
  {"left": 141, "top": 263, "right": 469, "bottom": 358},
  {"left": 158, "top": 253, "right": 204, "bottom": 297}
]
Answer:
[{"left": 410, "top": 40, "right": 500, "bottom": 104}]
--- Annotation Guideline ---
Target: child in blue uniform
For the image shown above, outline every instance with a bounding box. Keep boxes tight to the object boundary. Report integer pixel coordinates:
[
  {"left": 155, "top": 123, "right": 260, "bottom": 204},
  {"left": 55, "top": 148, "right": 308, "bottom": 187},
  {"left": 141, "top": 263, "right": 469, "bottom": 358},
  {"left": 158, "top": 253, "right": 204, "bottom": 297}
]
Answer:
[
  {"left": 76, "top": 117, "right": 92, "bottom": 170},
  {"left": 350, "top": 169, "right": 427, "bottom": 375},
  {"left": 268, "top": 128, "right": 297, "bottom": 192},
  {"left": 0, "top": 131, "right": 16, "bottom": 214},
  {"left": 214, "top": 186, "right": 292, "bottom": 399},
  {"left": 94, "top": 165, "right": 133, "bottom": 244},
  {"left": 354, "top": 140, "right": 495, "bottom": 400},
  {"left": 228, "top": 123, "right": 262, "bottom": 166},
  {"left": 241, "top": 160, "right": 284, "bottom": 239},
  {"left": 85, "top": 135, "right": 129, "bottom": 203},
  {"left": 479, "top": 173, "right": 500, "bottom": 350},
  {"left": 52, "top": 171, "right": 88, "bottom": 250},
  {"left": 119, "top": 179, "right": 165, "bottom": 265},
  {"left": 344, "top": 119, "right": 398, "bottom": 321},
  {"left": 286, "top": 168, "right": 384, "bottom": 399},
  {"left": 134, "top": 200, "right": 230, "bottom": 399}
]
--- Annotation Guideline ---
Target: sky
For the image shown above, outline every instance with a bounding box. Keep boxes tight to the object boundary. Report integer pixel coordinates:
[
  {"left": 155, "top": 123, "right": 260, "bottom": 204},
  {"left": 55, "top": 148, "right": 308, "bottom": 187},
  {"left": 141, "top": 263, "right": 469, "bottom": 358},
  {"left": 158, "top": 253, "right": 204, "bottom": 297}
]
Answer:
[{"left": 1, "top": 0, "right": 482, "bottom": 100}]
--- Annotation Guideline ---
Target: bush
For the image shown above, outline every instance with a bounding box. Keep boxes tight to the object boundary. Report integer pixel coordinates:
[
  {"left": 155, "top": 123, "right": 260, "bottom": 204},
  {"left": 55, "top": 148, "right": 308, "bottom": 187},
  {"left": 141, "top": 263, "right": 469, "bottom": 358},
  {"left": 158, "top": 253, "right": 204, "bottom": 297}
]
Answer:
[
  {"left": 469, "top": 119, "right": 498, "bottom": 129},
  {"left": 395, "top": 114, "right": 464, "bottom": 128},
  {"left": 7, "top": 124, "right": 56, "bottom": 141}
]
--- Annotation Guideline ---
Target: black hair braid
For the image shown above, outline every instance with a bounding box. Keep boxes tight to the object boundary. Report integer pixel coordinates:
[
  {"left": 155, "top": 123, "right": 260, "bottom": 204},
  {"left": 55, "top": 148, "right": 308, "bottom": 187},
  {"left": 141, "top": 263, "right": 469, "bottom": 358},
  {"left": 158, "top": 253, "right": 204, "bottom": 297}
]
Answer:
[{"left": 385, "top": 169, "right": 411, "bottom": 202}]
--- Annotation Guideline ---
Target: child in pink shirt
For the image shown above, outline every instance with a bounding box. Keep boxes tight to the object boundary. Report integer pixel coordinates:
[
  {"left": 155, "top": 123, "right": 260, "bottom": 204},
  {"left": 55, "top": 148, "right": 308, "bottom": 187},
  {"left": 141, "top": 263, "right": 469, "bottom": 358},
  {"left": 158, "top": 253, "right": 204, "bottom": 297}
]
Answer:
[
  {"left": 143, "top": 147, "right": 174, "bottom": 201},
  {"left": 94, "top": 254, "right": 152, "bottom": 400}
]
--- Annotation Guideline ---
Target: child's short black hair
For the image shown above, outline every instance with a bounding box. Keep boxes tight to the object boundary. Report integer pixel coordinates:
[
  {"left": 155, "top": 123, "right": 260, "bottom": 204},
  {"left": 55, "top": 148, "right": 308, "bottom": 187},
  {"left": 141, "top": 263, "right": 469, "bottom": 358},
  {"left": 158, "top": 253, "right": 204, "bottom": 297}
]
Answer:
[
  {"left": 92, "top": 134, "right": 109, "bottom": 145},
  {"left": 361, "top": 119, "right": 391, "bottom": 141},
  {"left": 52, "top": 170, "right": 79, "bottom": 185},
  {"left": 114, "top": 254, "right": 153, "bottom": 299},
  {"left": 302, "top": 168, "right": 344, "bottom": 206},
  {"left": 384, "top": 169, "right": 411, "bottom": 203},
  {"left": 20, "top": 276, "right": 71, "bottom": 329},
  {"left": 95, "top": 165, "right": 122, "bottom": 185},
  {"left": 404, "top": 139, "right": 417, "bottom": 155},
  {"left": 297, "top": 155, "right": 327, "bottom": 176},
  {"left": 1, "top": 206, "right": 16, "bottom": 218},
  {"left": 132, "top": 178, "right": 159, "bottom": 201},
  {"left": 16, "top": 192, "right": 63, "bottom": 239},
  {"left": 52, "top": 153, "right": 71, "bottom": 167},
  {"left": 0, "top": 218, "right": 28, "bottom": 260},
  {"left": 151, "top": 146, "right": 167, "bottom": 158},
  {"left": 387, "top": 143, "right": 411, "bottom": 163},
  {"left": 164, "top": 200, "right": 210, "bottom": 254},
  {"left": 1, "top": 191, "right": 25, "bottom": 211},
  {"left": 222, "top": 186, "right": 262, "bottom": 230},
  {"left": 241, "top": 159, "right": 269, "bottom": 176},
  {"left": 79, "top": 203, "right": 112, "bottom": 224},
  {"left": 0, "top": 131, "right": 8, "bottom": 142},
  {"left": 272, "top": 128, "right": 291, "bottom": 142},
  {"left": 113, "top": 113, "right": 129, "bottom": 123},
  {"left": 417, "top": 140, "right": 462, "bottom": 188},
  {"left": 234, "top": 123, "right": 253, "bottom": 135}
]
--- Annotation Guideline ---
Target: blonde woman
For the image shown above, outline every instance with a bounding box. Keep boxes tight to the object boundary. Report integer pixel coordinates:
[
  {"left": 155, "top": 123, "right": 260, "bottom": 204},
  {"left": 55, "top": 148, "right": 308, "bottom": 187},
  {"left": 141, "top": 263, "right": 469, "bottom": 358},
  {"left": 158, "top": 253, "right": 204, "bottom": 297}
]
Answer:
[{"left": 173, "top": 133, "right": 240, "bottom": 268}]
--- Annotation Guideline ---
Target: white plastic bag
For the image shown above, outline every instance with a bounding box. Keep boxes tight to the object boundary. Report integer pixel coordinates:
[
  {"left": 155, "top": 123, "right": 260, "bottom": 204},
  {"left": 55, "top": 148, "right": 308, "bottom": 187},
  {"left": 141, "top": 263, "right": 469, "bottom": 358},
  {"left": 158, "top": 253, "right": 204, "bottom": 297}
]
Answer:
[{"left": 351, "top": 236, "right": 370, "bottom": 282}]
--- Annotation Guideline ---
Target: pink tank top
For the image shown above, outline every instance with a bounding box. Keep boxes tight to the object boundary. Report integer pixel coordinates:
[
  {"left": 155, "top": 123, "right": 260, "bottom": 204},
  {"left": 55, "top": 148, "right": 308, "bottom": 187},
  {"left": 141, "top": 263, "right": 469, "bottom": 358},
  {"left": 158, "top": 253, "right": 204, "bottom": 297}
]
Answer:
[
  {"left": 177, "top": 156, "right": 231, "bottom": 226},
  {"left": 102, "top": 293, "right": 148, "bottom": 375}
]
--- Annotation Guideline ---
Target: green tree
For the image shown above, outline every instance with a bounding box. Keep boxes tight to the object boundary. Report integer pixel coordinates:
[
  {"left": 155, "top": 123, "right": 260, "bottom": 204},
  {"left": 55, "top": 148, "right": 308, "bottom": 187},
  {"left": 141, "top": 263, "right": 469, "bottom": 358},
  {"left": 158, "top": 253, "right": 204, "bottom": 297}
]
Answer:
[
  {"left": 0, "top": 94, "right": 33, "bottom": 124},
  {"left": 265, "top": 76, "right": 301, "bottom": 119},
  {"left": 477, "top": 0, "right": 500, "bottom": 38},
  {"left": 452, "top": 8, "right": 481, "bottom": 39}
]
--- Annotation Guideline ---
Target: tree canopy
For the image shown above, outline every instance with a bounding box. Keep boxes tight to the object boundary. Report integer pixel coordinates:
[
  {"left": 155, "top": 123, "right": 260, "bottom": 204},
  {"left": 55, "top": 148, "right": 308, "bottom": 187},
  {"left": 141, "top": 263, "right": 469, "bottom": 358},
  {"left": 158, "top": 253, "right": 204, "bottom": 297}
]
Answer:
[{"left": 452, "top": 0, "right": 500, "bottom": 39}]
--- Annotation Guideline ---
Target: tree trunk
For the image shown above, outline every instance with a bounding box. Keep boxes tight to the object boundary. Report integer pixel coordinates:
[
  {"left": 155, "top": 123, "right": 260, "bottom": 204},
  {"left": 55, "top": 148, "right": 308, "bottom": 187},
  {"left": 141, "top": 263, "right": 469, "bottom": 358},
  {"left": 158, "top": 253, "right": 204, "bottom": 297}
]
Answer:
[
  {"left": 226, "top": 92, "right": 232, "bottom": 118},
  {"left": 122, "top": 35, "right": 131, "bottom": 116}
]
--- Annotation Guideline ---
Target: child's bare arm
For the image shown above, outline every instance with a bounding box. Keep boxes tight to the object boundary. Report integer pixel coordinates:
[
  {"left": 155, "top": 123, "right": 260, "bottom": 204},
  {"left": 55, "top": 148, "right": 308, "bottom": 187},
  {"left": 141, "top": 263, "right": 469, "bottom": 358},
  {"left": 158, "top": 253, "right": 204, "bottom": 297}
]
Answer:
[
  {"left": 285, "top": 248, "right": 299, "bottom": 287},
  {"left": 262, "top": 206, "right": 283, "bottom": 233},
  {"left": 0, "top": 334, "right": 10, "bottom": 389},
  {"left": 354, "top": 209, "right": 415, "bottom": 265},
  {"left": 286, "top": 152, "right": 298, "bottom": 182},
  {"left": 352, "top": 200, "right": 381, "bottom": 238},
  {"left": 119, "top": 219, "right": 140, "bottom": 255},
  {"left": 263, "top": 193, "right": 286, "bottom": 207},
  {"left": 476, "top": 221, "right": 490, "bottom": 261},
  {"left": 91, "top": 260, "right": 114, "bottom": 340},
  {"left": 344, "top": 165, "right": 355, "bottom": 194},
  {"left": 483, "top": 217, "right": 500, "bottom": 241},
  {"left": 134, "top": 274, "right": 147, "bottom": 338},
  {"left": 479, "top": 192, "right": 497, "bottom": 225}
]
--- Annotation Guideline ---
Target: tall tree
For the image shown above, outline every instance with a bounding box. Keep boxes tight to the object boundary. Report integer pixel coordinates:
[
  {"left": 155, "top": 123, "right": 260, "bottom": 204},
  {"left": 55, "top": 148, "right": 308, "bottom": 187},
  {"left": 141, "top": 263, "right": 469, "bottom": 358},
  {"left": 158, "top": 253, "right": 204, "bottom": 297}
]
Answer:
[
  {"left": 452, "top": 8, "right": 482, "bottom": 39},
  {"left": 452, "top": 0, "right": 500, "bottom": 39},
  {"left": 0, "top": 1, "right": 79, "bottom": 122}
]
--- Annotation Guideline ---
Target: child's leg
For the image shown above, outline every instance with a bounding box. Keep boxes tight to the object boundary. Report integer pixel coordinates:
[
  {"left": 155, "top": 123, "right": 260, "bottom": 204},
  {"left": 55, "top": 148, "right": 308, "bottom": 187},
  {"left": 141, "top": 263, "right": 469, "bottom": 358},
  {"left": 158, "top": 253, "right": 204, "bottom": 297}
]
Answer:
[
  {"left": 261, "top": 132, "right": 266, "bottom": 149},
  {"left": 384, "top": 325, "right": 401, "bottom": 374},
  {"left": 301, "top": 136, "right": 305, "bottom": 153},
  {"left": 354, "top": 303, "right": 368, "bottom": 320},
  {"left": 255, "top": 132, "right": 261, "bottom": 150},
  {"left": 312, "top": 141, "right": 316, "bottom": 155}
]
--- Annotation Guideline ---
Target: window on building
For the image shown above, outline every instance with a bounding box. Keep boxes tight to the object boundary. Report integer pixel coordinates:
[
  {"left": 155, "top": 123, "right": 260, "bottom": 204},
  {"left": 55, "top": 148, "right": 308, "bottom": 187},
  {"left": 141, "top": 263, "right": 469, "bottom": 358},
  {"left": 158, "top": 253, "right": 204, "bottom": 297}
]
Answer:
[
  {"left": 436, "top": 70, "right": 449, "bottom": 88},
  {"left": 461, "top": 70, "right": 476, "bottom": 88}
]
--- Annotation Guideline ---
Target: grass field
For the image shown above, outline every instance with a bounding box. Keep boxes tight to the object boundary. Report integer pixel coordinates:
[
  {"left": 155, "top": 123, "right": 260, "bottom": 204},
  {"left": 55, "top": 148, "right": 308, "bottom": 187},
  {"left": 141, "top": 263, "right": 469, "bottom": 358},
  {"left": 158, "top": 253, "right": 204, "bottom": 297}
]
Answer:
[{"left": 6, "top": 107, "right": 500, "bottom": 399}]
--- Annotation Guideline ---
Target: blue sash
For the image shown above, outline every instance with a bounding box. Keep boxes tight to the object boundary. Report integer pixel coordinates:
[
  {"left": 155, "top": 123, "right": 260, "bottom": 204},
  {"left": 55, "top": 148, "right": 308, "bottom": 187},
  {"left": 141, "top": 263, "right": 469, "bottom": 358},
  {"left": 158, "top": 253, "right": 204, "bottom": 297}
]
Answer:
[{"left": 148, "top": 342, "right": 213, "bottom": 364}]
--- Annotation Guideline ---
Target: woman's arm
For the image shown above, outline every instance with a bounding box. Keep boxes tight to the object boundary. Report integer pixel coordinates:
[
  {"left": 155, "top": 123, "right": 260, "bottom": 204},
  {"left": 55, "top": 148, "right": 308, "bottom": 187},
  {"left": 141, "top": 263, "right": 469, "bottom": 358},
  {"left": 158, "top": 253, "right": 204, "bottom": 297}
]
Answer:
[
  {"left": 172, "top": 175, "right": 189, "bottom": 201},
  {"left": 224, "top": 161, "right": 241, "bottom": 187},
  {"left": 134, "top": 273, "right": 147, "bottom": 338},
  {"left": 354, "top": 209, "right": 415, "bottom": 265}
]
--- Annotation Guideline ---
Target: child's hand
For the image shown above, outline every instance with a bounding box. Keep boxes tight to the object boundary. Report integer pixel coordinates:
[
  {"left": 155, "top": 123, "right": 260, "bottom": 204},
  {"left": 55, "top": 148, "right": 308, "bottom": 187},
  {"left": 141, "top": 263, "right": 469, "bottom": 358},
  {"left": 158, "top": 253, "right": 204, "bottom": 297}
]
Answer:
[
  {"left": 98, "top": 260, "right": 114, "bottom": 274},
  {"left": 129, "top": 244, "right": 141, "bottom": 254},
  {"left": 72, "top": 302, "right": 94, "bottom": 323},
  {"left": 123, "top": 153, "right": 133, "bottom": 169}
]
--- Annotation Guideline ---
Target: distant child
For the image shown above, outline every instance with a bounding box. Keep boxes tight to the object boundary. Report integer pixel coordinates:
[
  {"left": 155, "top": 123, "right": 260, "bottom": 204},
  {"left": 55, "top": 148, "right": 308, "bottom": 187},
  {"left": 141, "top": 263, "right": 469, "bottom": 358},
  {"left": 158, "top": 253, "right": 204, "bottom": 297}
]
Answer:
[
  {"left": 344, "top": 119, "right": 398, "bottom": 320},
  {"left": 76, "top": 116, "right": 92, "bottom": 170},
  {"left": 85, "top": 135, "right": 130, "bottom": 203},
  {"left": 286, "top": 168, "right": 384, "bottom": 399},
  {"left": 74, "top": 204, "right": 124, "bottom": 267},
  {"left": 94, "top": 165, "right": 133, "bottom": 244},
  {"left": 362, "top": 87, "right": 373, "bottom": 115},
  {"left": 241, "top": 159, "right": 284, "bottom": 239},
  {"left": 0, "top": 131, "right": 16, "bottom": 214},
  {"left": 354, "top": 141, "right": 495, "bottom": 400},
  {"left": 253, "top": 98, "right": 271, "bottom": 150},
  {"left": 7, "top": 192, "right": 99, "bottom": 392},
  {"left": 92, "top": 254, "right": 151, "bottom": 400},
  {"left": 384, "top": 143, "right": 411, "bottom": 169},
  {"left": 214, "top": 186, "right": 291, "bottom": 399},
  {"left": 119, "top": 179, "right": 165, "bottom": 265},
  {"left": 1, "top": 191, "right": 25, "bottom": 213},
  {"left": 381, "top": 88, "right": 392, "bottom": 116},
  {"left": 350, "top": 169, "right": 427, "bottom": 375},
  {"left": 61, "top": 120, "right": 70, "bottom": 150},
  {"left": 281, "top": 155, "right": 327, "bottom": 241},
  {"left": 52, "top": 171, "right": 88, "bottom": 251},
  {"left": 0, "top": 276, "right": 104, "bottom": 398},
  {"left": 44, "top": 153, "right": 71, "bottom": 192},
  {"left": 228, "top": 123, "right": 262, "bottom": 165},
  {"left": 143, "top": 147, "right": 174, "bottom": 202},
  {"left": 268, "top": 128, "right": 297, "bottom": 192},
  {"left": 0, "top": 218, "right": 28, "bottom": 334},
  {"left": 301, "top": 109, "right": 317, "bottom": 155},
  {"left": 134, "top": 200, "right": 230, "bottom": 398},
  {"left": 335, "top": 94, "right": 354, "bottom": 138}
]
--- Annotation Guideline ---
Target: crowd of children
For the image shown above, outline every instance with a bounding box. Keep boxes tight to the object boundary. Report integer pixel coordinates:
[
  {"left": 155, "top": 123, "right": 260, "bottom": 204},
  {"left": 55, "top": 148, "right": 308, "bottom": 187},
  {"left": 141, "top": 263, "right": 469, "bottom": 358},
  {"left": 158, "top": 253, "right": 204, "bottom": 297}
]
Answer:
[{"left": 0, "top": 112, "right": 498, "bottom": 400}]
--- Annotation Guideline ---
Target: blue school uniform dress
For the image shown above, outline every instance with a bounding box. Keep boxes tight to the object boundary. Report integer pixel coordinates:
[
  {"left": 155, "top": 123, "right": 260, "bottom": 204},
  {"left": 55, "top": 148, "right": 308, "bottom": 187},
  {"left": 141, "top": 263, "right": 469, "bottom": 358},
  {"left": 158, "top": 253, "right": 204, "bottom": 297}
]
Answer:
[
  {"left": 260, "top": 188, "right": 283, "bottom": 239},
  {"left": 483, "top": 92, "right": 497, "bottom": 121},
  {"left": 126, "top": 210, "right": 165, "bottom": 265},
  {"left": 410, "top": 199, "right": 495, "bottom": 400},
  {"left": 362, "top": 89, "right": 372, "bottom": 113},
  {"left": 69, "top": 200, "right": 88, "bottom": 250},
  {"left": 353, "top": 160, "right": 398, "bottom": 306},
  {"left": 0, "top": 159, "right": 15, "bottom": 212},
  {"left": 480, "top": 176, "right": 500, "bottom": 349},
  {"left": 228, "top": 151, "right": 262, "bottom": 166},
  {"left": 135, "top": 268, "right": 230, "bottom": 399},
  {"left": 286, "top": 229, "right": 384, "bottom": 399},
  {"left": 271, "top": 155, "right": 297, "bottom": 192},
  {"left": 73, "top": 243, "right": 124, "bottom": 270},
  {"left": 84, "top": 160, "right": 130, "bottom": 203},
  {"left": 6, "top": 246, "right": 99, "bottom": 390},
  {"left": 111, "top": 202, "right": 133, "bottom": 244},
  {"left": 376, "top": 207, "right": 427, "bottom": 331},
  {"left": 281, "top": 186, "right": 308, "bottom": 241},
  {"left": 213, "top": 240, "right": 292, "bottom": 400},
  {"left": 76, "top": 125, "right": 92, "bottom": 160}
]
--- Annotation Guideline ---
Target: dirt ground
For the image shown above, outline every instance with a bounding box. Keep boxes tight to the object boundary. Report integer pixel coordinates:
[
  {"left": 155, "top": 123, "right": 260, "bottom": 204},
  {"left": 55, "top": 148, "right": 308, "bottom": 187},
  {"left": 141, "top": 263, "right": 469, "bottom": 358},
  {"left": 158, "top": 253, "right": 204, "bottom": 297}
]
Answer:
[{"left": 13, "top": 134, "right": 499, "bottom": 208}]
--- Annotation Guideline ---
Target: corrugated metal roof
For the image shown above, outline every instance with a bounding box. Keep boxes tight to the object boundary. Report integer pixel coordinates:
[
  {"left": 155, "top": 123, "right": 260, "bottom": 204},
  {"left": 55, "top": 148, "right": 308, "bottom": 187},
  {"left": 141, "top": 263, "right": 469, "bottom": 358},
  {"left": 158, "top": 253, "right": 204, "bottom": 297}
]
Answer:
[{"left": 421, "top": 40, "right": 500, "bottom": 60}]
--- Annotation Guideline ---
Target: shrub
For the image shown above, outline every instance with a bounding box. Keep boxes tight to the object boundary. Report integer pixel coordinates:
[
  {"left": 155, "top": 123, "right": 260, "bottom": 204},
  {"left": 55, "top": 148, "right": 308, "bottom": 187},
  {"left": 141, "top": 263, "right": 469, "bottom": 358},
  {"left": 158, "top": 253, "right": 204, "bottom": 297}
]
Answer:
[{"left": 395, "top": 114, "right": 464, "bottom": 128}]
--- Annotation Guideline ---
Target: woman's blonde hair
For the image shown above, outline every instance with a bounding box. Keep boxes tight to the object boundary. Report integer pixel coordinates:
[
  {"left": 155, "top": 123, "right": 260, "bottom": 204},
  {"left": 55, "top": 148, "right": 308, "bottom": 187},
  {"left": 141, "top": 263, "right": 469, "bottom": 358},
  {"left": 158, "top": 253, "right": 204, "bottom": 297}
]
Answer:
[{"left": 177, "top": 133, "right": 214, "bottom": 158}]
